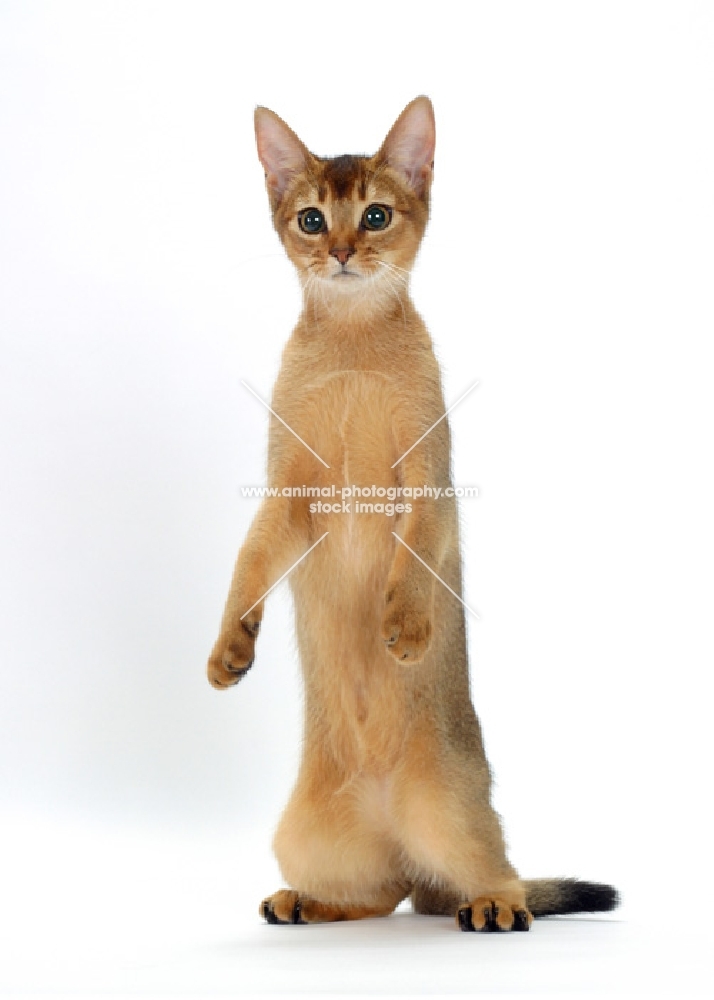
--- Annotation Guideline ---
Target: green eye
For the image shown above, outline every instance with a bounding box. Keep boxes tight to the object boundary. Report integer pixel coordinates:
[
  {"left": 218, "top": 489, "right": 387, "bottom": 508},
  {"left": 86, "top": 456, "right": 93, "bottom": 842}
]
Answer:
[
  {"left": 298, "top": 208, "right": 326, "bottom": 234},
  {"left": 362, "top": 204, "right": 392, "bottom": 231}
]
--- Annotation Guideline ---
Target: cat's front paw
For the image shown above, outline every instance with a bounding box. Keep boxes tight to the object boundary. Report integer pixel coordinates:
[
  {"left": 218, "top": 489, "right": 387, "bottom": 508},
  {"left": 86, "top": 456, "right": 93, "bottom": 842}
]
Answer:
[
  {"left": 381, "top": 592, "right": 432, "bottom": 664},
  {"left": 207, "top": 615, "right": 260, "bottom": 689}
]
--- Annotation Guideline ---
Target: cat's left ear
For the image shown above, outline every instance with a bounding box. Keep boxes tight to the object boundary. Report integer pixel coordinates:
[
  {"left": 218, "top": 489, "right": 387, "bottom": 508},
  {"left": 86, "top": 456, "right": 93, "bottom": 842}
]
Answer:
[
  {"left": 377, "top": 96, "right": 435, "bottom": 197},
  {"left": 254, "top": 107, "right": 311, "bottom": 209}
]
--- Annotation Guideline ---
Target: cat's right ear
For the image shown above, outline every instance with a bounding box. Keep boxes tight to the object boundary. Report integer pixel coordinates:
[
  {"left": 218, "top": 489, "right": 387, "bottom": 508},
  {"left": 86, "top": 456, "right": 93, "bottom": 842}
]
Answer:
[{"left": 254, "top": 107, "right": 310, "bottom": 209}]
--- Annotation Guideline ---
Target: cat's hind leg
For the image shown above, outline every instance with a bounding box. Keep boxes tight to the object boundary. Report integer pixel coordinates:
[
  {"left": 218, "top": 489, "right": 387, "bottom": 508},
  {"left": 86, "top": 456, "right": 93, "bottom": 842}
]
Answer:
[
  {"left": 396, "top": 747, "right": 532, "bottom": 932},
  {"left": 262, "top": 768, "right": 409, "bottom": 924},
  {"left": 260, "top": 885, "right": 407, "bottom": 925}
]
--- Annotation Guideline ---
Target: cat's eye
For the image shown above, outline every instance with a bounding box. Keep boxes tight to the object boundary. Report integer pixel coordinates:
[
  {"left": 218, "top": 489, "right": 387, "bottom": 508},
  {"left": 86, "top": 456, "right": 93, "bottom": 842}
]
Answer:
[
  {"left": 361, "top": 204, "right": 392, "bottom": 231},
  {"left": 298, "top": 208, "right": 326, "bottom": 234}
]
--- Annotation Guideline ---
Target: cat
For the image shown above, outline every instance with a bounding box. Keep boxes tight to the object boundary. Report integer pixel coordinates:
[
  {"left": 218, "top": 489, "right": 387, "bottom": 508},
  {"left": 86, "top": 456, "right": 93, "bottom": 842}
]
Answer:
[{"left": 207, "top": 96, "right": 618, "bottom": 930}]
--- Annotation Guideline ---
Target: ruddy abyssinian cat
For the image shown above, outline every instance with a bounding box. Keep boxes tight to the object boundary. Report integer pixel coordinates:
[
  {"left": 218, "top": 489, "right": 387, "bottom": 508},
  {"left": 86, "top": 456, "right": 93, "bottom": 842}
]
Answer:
[{"left": 208, "top": 97, "right": 618, "bottom": 931}]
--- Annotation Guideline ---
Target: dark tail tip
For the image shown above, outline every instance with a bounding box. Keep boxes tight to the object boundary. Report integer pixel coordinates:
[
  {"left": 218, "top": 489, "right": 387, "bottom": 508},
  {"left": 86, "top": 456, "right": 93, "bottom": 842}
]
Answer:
[{"left": 524, "top": 878, "right": 620, "bottom": 918}]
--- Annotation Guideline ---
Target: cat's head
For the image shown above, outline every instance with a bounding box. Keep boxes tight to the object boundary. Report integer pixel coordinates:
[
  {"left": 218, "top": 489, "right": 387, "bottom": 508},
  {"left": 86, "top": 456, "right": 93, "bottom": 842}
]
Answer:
[{"left": 254, "top": 97, "right": 435, "bottom": 301}]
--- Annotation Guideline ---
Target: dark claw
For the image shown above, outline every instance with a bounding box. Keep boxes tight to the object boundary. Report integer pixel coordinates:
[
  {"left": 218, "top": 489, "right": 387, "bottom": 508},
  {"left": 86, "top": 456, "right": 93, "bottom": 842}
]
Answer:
[
  {"left": 483, "top": 903, "right": 500, "bottom": 932},
  {"left": 262, "top": 901, "right": 282, "bottom": 925},
  {"left": 225, "top": 657, "right": 254, "bottom": 677},
  {"left": 513, "top": 909, "right": 531, "bottom": 932},
  {"left": 291, "top": 900, "right": 305, "bottom": 924},
  {"left": 458, "top": 906, "right": 475, "bottom": 932}
]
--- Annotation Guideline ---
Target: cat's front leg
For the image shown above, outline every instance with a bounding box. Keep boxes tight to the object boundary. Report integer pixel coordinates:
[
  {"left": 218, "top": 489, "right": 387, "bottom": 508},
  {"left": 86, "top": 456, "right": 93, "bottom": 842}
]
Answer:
[
  {"left": 381, "top": 541, "right": 436, "bottom": 664},
  {"left": 207, "top": 496, "right": 305, "bottom": 689},
  {"left": 381, "top": 481, "right": 441, "bottom": 665},
  {"left": 381, "top": 429, "right": 451, "bottom": 665}
]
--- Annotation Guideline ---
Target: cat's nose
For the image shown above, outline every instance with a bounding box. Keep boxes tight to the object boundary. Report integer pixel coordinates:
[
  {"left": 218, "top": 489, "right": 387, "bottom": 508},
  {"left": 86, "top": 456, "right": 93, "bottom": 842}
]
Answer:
[{"left": 330, "top": 247, "right": 355, "bottom": 266}]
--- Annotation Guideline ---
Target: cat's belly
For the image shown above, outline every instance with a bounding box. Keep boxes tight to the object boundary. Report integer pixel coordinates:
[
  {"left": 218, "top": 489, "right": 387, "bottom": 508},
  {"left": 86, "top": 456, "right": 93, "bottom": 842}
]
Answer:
[
  {"left": 289, "top": 513, "right": 413, "bottom": 771},
  {"left": 286, "top": 372, "right": 419, "bottom": 766}
]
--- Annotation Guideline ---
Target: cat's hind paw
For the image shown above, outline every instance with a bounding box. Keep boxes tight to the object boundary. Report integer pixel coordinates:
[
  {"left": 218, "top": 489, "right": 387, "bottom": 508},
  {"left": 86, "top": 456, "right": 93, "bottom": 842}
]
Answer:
[
  {"left": 457, "top": 898, "right": 533, "bottom": 932},
  {"left": 260, "top": 889, "right": 398, "bottom": 924},
  {"left": 261, "top": 890, "right": 305, "bottom": 924}
]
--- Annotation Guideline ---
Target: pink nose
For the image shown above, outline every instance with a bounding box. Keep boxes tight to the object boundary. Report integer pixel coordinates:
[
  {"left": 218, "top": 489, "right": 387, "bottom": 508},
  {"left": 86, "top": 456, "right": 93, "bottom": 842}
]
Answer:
[{"left": 330, "top": 247, "right": 355, "bottom": 265}]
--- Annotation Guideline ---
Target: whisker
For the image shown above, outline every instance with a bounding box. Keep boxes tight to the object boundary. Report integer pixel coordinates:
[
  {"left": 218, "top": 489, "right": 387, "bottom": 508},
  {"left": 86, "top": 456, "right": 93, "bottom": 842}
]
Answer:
[
  {"left": 378, "top": 261, "right": 410, "bottom": 282},
  {"left": 377, "top": 262, "right": 408, "bottom": 329}
]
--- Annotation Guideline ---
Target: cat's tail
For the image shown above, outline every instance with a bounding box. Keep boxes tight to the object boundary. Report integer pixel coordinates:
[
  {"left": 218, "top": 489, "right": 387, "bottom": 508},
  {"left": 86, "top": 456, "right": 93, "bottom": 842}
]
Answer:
[
  {"left": 411, "top": 878, "right": 619, "bottom": 918},
  {"left": 523, "top": 878, "right": 619, "bottom": 917}
]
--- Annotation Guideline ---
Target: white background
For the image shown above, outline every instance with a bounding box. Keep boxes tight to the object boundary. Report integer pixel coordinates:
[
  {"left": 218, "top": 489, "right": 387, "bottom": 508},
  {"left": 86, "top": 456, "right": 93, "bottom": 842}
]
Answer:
[{"left": 1, "top": 1, "right": 713, "bottom": 996}]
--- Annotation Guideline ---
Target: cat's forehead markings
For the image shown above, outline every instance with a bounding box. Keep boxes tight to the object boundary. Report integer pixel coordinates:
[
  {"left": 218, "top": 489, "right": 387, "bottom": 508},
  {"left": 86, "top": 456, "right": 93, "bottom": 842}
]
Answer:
[{"left": 320, "top": 154, "right": 369, "bottom": 201}]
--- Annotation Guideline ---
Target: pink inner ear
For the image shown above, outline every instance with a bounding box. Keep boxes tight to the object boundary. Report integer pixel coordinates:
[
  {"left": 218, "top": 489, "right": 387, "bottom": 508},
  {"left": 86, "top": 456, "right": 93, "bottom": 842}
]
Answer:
[
  {"left": 254, "top": 108, "right": 308, "bottom": 199},
  {"left": 380, "top": 97, "right": 436, "bottom": 193}
]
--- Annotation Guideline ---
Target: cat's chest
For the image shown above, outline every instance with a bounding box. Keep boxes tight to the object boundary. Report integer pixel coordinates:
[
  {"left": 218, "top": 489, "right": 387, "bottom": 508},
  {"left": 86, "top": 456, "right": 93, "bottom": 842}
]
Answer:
[{"left": 278, "top": 368, "right": 401, "bottom": 480}]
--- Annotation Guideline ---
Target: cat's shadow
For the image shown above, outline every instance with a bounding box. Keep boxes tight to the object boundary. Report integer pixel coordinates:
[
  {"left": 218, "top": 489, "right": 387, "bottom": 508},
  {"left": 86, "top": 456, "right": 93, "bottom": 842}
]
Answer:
[{"left": 209, "top": 909, "right": 623, "bottom": 958}]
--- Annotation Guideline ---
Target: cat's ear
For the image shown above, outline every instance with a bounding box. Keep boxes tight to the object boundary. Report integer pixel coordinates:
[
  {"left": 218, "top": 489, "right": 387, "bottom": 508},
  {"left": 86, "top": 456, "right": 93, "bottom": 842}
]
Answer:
[
  {"left": 378, "top": 96, "right": 435, "bottom": 196},
  {"left": 254, "top": 107, "right": 311, "bottom": 208}
]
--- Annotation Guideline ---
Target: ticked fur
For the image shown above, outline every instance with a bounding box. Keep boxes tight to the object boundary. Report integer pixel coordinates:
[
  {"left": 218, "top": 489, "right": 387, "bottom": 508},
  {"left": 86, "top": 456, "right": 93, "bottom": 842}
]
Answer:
[{"left": 207, "top": 97, "right": 618, "bottom": 930}]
